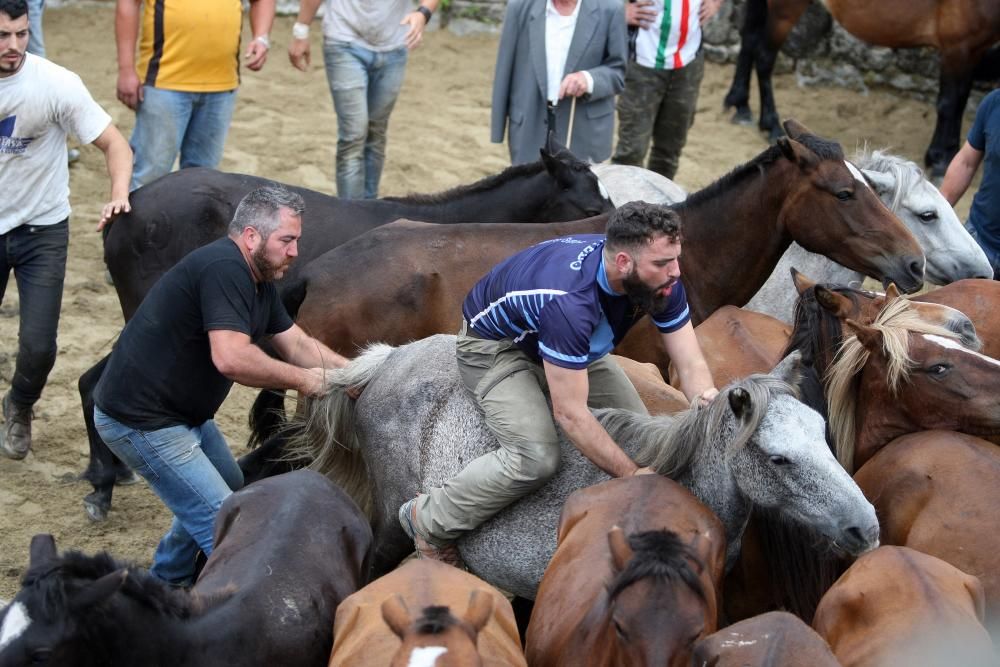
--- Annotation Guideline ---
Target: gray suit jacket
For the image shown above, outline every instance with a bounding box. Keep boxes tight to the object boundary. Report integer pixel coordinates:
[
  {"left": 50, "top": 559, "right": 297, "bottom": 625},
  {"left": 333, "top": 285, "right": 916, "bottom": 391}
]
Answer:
[{"left": 491, "top": 0, "right": 627, "bottom": 165}]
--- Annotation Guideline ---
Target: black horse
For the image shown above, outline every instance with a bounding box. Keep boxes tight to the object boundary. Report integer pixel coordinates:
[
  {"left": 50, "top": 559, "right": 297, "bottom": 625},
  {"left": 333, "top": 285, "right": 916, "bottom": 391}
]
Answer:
[
  {"left": 722, "top": 0, "right": 1000, "bottom": 176},
  {"left": 80, "top": 136, "right": 613, "bottom": 522},
  {"left": 0, "top": 470, "right": 371, "bottom": 667}
]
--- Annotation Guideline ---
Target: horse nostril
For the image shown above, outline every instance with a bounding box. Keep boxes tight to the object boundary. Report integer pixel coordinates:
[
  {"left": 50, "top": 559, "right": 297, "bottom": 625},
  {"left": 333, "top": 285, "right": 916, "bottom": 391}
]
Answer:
[
  {"left": 845, "top": 526, "right": 865, "bottom": 546},
  {"left": 908, "top": 260, "right": 925, "bottom": 281}
]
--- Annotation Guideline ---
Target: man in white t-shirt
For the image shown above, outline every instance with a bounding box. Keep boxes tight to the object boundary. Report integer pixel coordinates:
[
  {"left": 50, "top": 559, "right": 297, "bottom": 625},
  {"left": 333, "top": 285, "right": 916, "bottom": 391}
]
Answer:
[
  {"left": 0, "top": 0, "right": 132, "bottom": 460},
  {"left": 287, "top": 0, "right": 438, "bottom": 199}
]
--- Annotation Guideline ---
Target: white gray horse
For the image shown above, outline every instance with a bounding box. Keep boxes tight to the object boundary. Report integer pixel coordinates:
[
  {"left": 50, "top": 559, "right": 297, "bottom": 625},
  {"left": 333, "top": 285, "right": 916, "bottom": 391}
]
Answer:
[
  {"left": 593, "top": 153, "right": 993, "bottom": 323},
  {"left": 290, "top": 336, "right": 878, "bottom": 600}
]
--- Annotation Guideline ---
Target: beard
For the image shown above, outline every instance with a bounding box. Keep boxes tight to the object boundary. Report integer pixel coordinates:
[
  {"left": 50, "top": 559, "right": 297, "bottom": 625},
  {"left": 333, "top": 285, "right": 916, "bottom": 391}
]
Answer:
[
  {"left": 0, "top": 50, "right": 25, "bottom": 74},
  {"left": 623, "top": 269, "right": 676, "bottom": 316},
  {"left": 251, "top": 244, "right": 288, "bottom": 282}
]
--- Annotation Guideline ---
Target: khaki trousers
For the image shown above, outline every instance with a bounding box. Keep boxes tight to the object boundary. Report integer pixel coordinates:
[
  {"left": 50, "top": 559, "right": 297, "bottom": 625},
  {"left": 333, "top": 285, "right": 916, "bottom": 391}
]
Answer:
[{"left": 413, "top": 325, "right": 648, "bottom": 546}]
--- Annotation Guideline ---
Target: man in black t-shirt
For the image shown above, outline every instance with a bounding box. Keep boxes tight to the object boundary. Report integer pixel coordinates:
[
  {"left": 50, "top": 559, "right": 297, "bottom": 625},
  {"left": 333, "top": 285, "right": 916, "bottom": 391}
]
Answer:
[{"left": 93, "top": 185, "right": 349, "bottom": 585}]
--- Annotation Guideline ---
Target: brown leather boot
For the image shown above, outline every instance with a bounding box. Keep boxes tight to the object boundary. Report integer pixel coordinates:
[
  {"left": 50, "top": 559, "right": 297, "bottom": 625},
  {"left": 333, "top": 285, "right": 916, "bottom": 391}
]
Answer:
[
  {"left": 0, "top": 393, "right": 33, "bottom": 460},
  {"left": 398, "top": 496, "right": 466, "bottom": 569}
]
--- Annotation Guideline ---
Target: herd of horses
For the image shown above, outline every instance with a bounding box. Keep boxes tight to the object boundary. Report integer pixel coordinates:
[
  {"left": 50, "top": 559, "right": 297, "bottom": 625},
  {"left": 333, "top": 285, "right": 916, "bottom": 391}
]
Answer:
[{"left": 4, "top": 116, "right": 1000, "bottom": 665}]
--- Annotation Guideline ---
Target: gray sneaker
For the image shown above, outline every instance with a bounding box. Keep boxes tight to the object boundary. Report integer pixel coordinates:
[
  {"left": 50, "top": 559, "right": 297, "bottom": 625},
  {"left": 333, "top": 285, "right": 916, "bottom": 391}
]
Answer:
[{"left": 0, "top": 393, "right": 32, "bottom": 460}]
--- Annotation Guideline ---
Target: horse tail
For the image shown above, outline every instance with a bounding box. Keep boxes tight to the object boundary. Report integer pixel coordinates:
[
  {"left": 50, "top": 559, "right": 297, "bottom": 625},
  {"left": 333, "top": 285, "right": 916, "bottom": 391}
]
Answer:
[{"left": 283, "top": 342, "right": 396, "bottom": 518}]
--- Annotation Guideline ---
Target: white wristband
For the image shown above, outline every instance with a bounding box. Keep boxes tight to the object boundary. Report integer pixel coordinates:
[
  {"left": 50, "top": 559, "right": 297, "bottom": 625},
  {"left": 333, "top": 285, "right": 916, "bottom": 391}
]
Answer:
[
  {"left": 252, "top": 34, "right": 270, "bottom": 50},
  {"left": 292, "top": 22, "right": 310, "bottom": 40}
]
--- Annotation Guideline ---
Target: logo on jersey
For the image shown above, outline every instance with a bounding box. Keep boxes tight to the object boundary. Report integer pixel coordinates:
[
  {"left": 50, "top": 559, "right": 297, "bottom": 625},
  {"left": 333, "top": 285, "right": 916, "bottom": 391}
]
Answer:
[
  {"left": 0, "top": 116, "right": 34, "bottom": 155},
  {"left": 569, "top": 242, "right": 599, "bottom": 271}
]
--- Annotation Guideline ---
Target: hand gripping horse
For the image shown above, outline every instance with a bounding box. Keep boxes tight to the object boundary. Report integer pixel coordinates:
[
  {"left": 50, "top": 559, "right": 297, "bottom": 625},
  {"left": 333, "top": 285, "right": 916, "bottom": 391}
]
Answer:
[{"left": 284, "top": 335, "right": 878, "bottom": 598}]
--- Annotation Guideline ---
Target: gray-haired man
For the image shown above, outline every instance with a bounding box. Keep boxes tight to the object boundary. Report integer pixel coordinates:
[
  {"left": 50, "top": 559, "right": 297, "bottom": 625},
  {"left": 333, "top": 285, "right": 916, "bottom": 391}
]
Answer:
[{"left": 93, "top": 185, "right": 349, "bottom": 585}]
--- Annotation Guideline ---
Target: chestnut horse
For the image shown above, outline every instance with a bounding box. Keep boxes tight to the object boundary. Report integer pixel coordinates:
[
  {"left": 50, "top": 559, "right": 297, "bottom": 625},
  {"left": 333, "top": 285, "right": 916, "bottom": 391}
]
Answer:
[
  {"left": 525, "top": 476, "right": 725, "bottom": 667},
  {"left": 691, "top": 611, "right": 840, "bottom": 667},
  {"left": 915, "top": 278, "right": 1000, "bottom": 358},
  {"left": 723, "top": 0, "right": 1000, "bottom": 175},
  {"left": 813, "top": 546, "right": 995, "bottom": 667},
  {"left": 331, "top": 558, "right": 526, "bottom": 667},
  {"left": 854, "top": 430, "right": 1000, "bottom": 640}
]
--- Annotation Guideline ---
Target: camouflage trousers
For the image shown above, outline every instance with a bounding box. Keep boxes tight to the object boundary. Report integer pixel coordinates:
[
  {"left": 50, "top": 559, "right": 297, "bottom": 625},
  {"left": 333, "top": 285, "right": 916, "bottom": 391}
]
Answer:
[{"left": 612, "top": 50, "right": 705, "bottom": 180}]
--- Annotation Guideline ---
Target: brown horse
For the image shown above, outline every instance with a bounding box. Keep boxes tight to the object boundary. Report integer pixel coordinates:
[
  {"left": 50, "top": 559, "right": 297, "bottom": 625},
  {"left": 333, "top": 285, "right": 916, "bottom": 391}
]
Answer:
[
  {"left": 613, "top": 356, "right": 688, "bottom": 415},
  {"left": 813, "top": 546, "right": 995, "bottom": 667},
  {"left": 330, "top": 559, "right": 526, "bottom": 667},
  {"left": 691, "top": 611, "right": 840, "bottom": 667},
  {"left": 724, "top": 0, "right": 1000, "bottom": 175},
  {"left": 524, "top": 475, "right": 725, "bottom": 667},
  {"left": 915, "top": 278, "right": 1000, "bottom": 359},
  {"left": 853, "top": 430, "right": 1000, "bottom": 640}
]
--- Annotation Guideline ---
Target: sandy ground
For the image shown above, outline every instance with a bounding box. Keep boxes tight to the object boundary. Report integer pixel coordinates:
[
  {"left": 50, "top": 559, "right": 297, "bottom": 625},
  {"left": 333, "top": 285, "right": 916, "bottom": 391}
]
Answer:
[{"left": 0, "top": 4, "right": 985, "bottom": 600}]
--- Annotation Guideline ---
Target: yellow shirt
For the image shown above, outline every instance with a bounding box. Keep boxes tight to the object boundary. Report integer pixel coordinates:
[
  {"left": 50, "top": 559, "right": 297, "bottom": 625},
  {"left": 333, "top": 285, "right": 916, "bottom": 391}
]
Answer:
[{"left": 137, "top": 0, "right": 243, "bottom": 92}]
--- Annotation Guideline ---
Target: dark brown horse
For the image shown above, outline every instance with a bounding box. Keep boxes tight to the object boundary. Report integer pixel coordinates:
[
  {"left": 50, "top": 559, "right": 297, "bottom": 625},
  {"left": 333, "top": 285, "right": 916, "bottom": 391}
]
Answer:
[
  {"left": 724, "top": 0, "right": 1000, "bottom": 175},
  {"left": 854, "top": 430, "right": 1000, "bottom": 640},
  {"left": 524, "top": 476, "right": 725, "bottom": 667},
  {"left": 813, "top": 546, "right": 995, "bottom": 667}
]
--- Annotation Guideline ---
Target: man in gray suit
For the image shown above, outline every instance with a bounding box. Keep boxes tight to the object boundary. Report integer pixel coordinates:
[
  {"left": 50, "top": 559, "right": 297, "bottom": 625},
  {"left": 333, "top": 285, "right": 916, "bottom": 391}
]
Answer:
[{"left": 491, "top": 0, "right": 628, "bottom": 165}]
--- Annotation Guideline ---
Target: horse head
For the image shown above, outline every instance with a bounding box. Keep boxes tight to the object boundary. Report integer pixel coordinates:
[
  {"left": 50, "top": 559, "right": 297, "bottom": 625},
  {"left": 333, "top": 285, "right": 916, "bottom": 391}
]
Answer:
[
  {"left": 777, "top": 119, "right": 925, "bottom": 293},
  {"left": 722, "top": 353, "right": 879, "bottom": 558},
  {"left": 857, "top": 149, "right": 993, "bottom": 283},
  {"left": 539, "top": 132, "right": 613, "bottom": 220},
  {"left": 603, "top": 527, "right": 710, "bottom": 667},
  {"left": 382, "top": 592, "right": 493, "bottom": 667}
]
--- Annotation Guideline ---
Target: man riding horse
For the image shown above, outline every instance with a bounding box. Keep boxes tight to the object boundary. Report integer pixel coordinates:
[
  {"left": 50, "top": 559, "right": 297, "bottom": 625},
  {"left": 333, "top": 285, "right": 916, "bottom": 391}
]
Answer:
[{"left": 399, "top": 201, "right": 719, "bottom": 565}]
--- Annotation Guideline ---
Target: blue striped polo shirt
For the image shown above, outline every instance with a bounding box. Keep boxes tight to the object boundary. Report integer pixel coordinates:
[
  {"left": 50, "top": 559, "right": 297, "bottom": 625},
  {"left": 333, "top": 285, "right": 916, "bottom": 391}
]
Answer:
[{"left": 462, "top": 234, "right": 691, "bottom": 370}]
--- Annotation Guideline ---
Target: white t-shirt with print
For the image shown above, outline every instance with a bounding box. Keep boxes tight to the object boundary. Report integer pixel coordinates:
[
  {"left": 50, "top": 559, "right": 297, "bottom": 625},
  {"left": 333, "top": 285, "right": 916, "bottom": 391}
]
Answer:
[{"left": 0, "top": 53, "right": 111, "bottom": 234}]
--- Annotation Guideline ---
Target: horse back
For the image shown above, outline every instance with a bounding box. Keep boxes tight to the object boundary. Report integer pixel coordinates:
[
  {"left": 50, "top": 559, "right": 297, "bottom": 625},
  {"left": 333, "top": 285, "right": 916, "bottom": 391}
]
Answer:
[{"left": 692, "top": 611, "right": 840, "bottom": 667}]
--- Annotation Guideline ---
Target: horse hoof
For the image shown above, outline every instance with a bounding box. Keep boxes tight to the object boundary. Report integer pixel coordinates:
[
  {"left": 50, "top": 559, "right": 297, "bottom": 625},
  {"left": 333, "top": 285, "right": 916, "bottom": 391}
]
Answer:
[
  {"left": 730, "top": 109, "right": 753, "bottom": 126},
  {"left": 84, "top": 499, "right": 108, "bottom": 523}
]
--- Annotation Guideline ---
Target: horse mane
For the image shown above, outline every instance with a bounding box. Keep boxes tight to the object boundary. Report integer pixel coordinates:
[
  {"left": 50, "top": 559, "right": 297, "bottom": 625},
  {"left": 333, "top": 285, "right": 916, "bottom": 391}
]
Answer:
[
  {"left": 679, "top": 131, "right": 844, "bottom": 211},
  {"left": 21, "top": 550, "right": 205, "bottom": 623},
  {"left": 825, "top": 297, "right": 960, "bottom": 472},
  {"left": 414, "top": 606, "right": 458, "bottom": 635},
  {"left": 597, "top": 373, "right": 797, "bottom": 478},
  {"left": 854, "top": 146, "right": 925, "bottom": 214},
  {"left": 382, "top": 150, "right": 588, "bottom": 205},
  {"left": 783, "top": 283, "right": 878, "bottom": 370},
  {"left": 606, "top": 530, "right": 705, "bottom": 602}
]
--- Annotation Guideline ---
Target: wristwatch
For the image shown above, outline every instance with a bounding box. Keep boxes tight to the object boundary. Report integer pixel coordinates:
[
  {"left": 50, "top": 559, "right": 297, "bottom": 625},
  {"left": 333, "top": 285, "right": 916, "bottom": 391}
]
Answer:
[{"left": 416, "top": 5, "right": 433, "bottom": 23}]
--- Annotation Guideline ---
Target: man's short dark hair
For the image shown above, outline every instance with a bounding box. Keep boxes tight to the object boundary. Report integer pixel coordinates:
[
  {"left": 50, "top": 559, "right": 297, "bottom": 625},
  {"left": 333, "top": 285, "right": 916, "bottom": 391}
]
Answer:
[
  {"left": 0, "top": 0, "right": 29, "bottom": 20},
  {"left": 228, "top": 185, "right": 306, "bottom": 238},
  {"left": 605, "top": 201, "right": 682, "bottom": 254}
]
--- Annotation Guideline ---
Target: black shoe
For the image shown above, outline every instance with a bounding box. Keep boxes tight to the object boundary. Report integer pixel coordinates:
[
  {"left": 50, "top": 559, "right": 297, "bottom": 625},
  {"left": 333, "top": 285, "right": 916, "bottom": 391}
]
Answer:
[{"left": 0, "top": 393, "right": 33, "bottom": 460}]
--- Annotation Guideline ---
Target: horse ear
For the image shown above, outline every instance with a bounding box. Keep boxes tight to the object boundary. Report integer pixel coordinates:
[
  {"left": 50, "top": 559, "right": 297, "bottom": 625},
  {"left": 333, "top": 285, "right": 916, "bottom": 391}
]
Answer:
[
  {"left": 776, "top": 137, "right": 818, "bottom": 169},
  {"left": 381, "top": 594, "right": 412, "bottom": 639},
  {"left": 790, "top": 267, "right": 815, "bottom": 295},
  {"left": 815, "top": 285, "right": 855, "bottom": 319},
  {"left": 70, "top": 569, "right": 127, "bottom": 612},
  {"left": 771, "top": 351, "right": 803, "bottom": 387},
  {"left": 728, "top": 387, "right": 751, "bottom": 420},
  {"left": 781, "top": 118, "right": 811, "bottom": 140},
  {"left": 462, "top": 590, "right": 494, "bottom": 635},
  {"left": 608, "top": 526, "right": 633, "bottom": 572},
  {"left": 844, "top": 319, "right": 882, "bottom": 351},
  {"left": 860, "top": 168, "right": 895, "bottom": 196},
  {"left": 29, "top": 534, "right": 57, "bottom": 568},
  {"left": 884, "top": 283, "right": 901, "bottom": 302},
  {"left": 964, "top": 573, "right": 987, "bottom": 623}
]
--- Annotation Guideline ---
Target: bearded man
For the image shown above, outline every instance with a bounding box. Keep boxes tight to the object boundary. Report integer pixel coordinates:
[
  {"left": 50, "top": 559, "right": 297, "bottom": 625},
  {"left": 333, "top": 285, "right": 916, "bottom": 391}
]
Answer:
[
  {"left": 398, "top": 200, "right": 719, "bottom": 566},
  {"left": 93, "top": 185, "right": 349, "bottom": 585}
]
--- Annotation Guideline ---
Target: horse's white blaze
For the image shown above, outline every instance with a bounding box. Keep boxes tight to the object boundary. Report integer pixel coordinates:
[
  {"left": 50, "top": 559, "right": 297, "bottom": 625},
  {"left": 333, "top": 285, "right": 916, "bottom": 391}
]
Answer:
[
  {"left": 844, "top": 160, "right": 868, "bottom": 186},
  {"left": 597, "top": 177, "right": 610, "bottom": 202},
  {"left": 406, "top": 646, "right": 448, "bottom": 667},
  {"left": 0, "top": 602, "right": 30, "bottom": 651},
  {"left": 923, "top": 334, "right": 1000, "bottom": 368}
]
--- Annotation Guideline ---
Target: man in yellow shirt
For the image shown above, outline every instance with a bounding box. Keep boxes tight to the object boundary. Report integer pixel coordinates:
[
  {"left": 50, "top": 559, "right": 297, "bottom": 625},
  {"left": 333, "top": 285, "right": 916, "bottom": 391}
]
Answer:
[{"left": 115, "top": 0, "right": 275, "bottom": 190}]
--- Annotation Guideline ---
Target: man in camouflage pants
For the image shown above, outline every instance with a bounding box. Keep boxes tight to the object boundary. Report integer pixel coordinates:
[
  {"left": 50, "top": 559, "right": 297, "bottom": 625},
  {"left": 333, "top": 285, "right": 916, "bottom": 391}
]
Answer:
[{"left": 612, "top": 0, "right": 722, "bottom": 180}]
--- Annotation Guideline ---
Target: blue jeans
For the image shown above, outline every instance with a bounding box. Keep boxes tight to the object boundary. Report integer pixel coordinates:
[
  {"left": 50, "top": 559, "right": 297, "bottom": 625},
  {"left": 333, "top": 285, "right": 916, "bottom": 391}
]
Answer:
[
  {"left": 323, "top": 41, "right": 408, "bottom": 199},
  {"left": 129, "top": 86, "right": 238, "bottom": 191},
  {"left": 93, "top": 407, "right": 244, "bottom": 584},
  {"left": 26, "top": 0, "right": 44, "bottom": 57},
  {"left": 0, "top": 220, "right": 68, "bottom": 407},
  {"left": 964, "top": 219, "right": 1000, "bottom": 280}
]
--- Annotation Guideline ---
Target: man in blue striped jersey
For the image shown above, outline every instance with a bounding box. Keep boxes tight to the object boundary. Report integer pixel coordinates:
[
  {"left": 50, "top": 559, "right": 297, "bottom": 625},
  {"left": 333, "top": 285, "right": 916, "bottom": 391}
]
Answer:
[{"left": 399, "top": 201, "right": 719, "bottom": 565}]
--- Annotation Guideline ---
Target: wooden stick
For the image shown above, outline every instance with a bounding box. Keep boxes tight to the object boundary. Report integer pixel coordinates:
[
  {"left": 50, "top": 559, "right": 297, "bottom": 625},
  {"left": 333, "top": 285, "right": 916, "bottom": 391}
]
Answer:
[{"left": 566, "top": 96, "right": 577, "bottom": 150}]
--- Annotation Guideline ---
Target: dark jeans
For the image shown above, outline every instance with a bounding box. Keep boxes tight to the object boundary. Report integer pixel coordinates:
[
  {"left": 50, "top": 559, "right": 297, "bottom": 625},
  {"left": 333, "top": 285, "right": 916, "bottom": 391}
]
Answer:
[
  {"left": 964, "top": 219, "right": 1000, "bottom": 280},
  {"left": 0, "top": 220, "right": 69, "bottom": 407},
  {"left": 612, "top": 51, "right": 705, "bottom": 180}
]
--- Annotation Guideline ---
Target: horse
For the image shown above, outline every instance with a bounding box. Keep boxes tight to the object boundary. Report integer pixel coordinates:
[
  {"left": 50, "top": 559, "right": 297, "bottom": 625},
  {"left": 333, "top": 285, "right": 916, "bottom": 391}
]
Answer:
[
  {"left": 524, "top": 476, "right": 726, "bottom": 667},
  {"left": 723, "top": 0, "right": 1000, "bottom": 175},
  {"left": 588, "top": 163, "right": 687, "bottom": 206},
  {"left": 0, "top": 470, "right": 372, "bottom": 667},
  {"left": 691, "top": 611, "right": 840, "bottom": 667},
  {"left": 914, "top": 278, "right": 1000, "bottom": 359},
  {"left": 612, "top": 356, "right": 688, "bottom": 415},
  {"left": 812, "top": 546, "right": 996, "bottom": 667},
  {"left": 853, "top": 430, "right": 1000, "bottom": 640},
  {"left": 746, "top": 148, "right": 994, "bottom": 322},
  {"left": 331, "top": 559, "right": 526, "bottom": 667},
  {"left": 283, "top": 337, "right": 877, "bottom": 598},
  {"left": 76, "top": 136, "right": 612, "bottom": 524}
]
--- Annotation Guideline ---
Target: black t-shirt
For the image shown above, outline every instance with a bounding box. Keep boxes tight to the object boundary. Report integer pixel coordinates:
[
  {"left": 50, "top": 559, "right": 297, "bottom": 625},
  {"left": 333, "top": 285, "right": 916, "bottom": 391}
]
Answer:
[{"left": 94, "top": 238, "right": 294, "bottom": 430}]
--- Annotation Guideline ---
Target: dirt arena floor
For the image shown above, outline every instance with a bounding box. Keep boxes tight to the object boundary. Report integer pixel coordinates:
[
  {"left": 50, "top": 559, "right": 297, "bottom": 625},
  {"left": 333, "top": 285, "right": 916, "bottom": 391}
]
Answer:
[{"left": 0, "top": 3, "right": 985, "bottom": 600}]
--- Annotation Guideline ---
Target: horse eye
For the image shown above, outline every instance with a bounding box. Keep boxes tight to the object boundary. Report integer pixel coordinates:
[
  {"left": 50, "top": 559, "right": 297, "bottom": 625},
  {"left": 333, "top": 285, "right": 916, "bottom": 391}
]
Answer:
[
  {"left": 918, "top": 211, "right": 938, "bottom": 222},
  {"left": 769, "top": 455, "right": 790, "bottom": 465},
  {"left": 30, "top": 649, "right": 53, "bottom": 664},
  {"left": 613, "top": 619, "right": 628, "bottom": 640},
  {"left": 836, "top": 190, "right": 852, "bottom": 201},
  {"left": 927, "top": 363, "right": 950, "bottom": 376}
]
